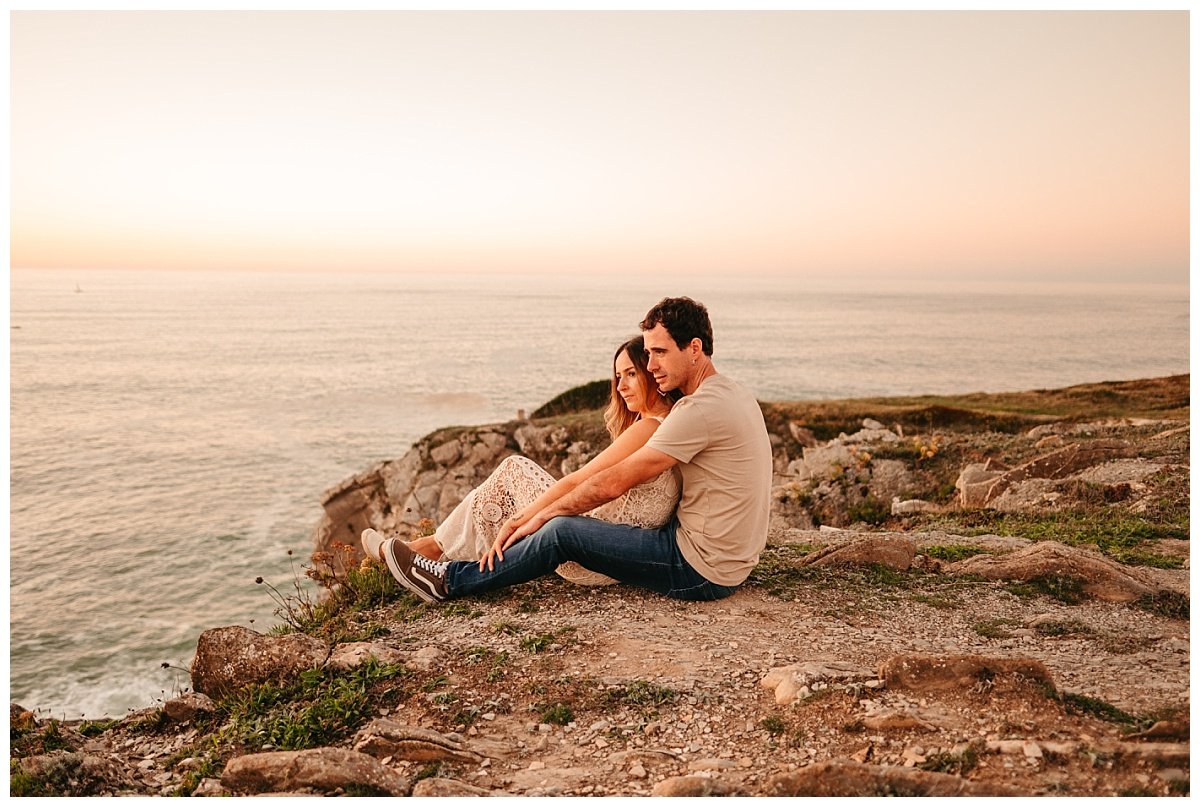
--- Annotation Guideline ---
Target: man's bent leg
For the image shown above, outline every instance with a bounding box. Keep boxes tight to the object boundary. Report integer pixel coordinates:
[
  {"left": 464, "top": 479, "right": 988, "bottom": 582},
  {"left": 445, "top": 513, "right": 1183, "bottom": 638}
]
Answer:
[
  {"left": 443, "top": 516, "right": 634, "bottom": 597},
  {"left": 445, "top": 516, "right": 737, "bottom": 602}
]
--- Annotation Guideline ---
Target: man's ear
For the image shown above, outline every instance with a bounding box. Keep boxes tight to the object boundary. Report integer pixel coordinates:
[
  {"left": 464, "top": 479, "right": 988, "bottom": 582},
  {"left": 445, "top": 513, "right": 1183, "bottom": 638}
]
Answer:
[{"left": 690, "top": 338, "right": 703, "bottom": 357}]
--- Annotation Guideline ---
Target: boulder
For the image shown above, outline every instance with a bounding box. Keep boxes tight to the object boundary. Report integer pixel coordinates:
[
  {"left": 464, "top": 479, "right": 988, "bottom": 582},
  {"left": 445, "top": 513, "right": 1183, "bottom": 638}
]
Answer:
[
  {"left": 429, "top": 439, "right": 462, "bottom": 467},
  {"left": 352, "top": 719, "right": 483, "bottom": 763},
  {"left": 987, "top": 478, "right": 1063, "bottom": 512},
  {"left": 761, "top": 661, "right": 872, "bottom": 705},
  {"left": 799, "top": 443, "right": 857, "bottom": 482},
  {"left": 312, "top": 463, "right": 390, "bottom": 578},
  {"left": 190, "top": 626, "right": 328, "bottom": 699},
  {"left": 514, "top": 423, "right": 569, "bottom": 459},
  {"left": 801, "top": 535, "right": 915, "bottom": 571},
  {"left": 947, "top": 541, "right": 1156, "bottom": 602},
  {"left": 220, "top": 747, "right": 410, "bottom": 796},
  {"left": 878, "top": 653, "right": 1055, "bottom": 693},
  {"left": 326, "top": 642, "right": 408, "bottom": 671},
  {"left": 955, "top": 459, "right": 1009, "bottom": 508},
  {"left": 162, "top": 692, "right": 216, "bottom": 723},
  {"left": 765, "top": 759, "right": 1018, "bottom": 796},
  {"left": 956, "top": 441, "right": 1136, "bottom": 509},
  {"left": 891, "top": 498, "right": 936, "bottom": 515},
  {"left": 845, "top": 427, "right": 900, "bottom": 443},
  {"left": 311, "top": 428, "right": 519, "bottom": 576},
  {"left": 865, "top": 459, "right": 912, "bottom": 503},
  {"left": 13, "top": 751, "right": 134, "bottom": 796},
  {"left": 651, "top": 774, "right": 739, "bottom": 796},
  {"left": 412, "top": 777, "right": 501, "bottom": 796}
]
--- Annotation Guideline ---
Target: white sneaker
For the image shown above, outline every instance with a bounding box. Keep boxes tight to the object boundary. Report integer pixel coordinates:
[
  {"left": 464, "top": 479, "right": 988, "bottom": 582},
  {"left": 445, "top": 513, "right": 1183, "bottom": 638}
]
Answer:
[{"left": 361, "top": 528, "right": 387, "bottom": 562}]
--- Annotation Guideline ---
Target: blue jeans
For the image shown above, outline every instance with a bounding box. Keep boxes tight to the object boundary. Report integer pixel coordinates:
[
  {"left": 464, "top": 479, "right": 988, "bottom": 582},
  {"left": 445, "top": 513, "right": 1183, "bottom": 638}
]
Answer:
[{"left": 444, "top": 516, "right": 738, "bottom": 602}]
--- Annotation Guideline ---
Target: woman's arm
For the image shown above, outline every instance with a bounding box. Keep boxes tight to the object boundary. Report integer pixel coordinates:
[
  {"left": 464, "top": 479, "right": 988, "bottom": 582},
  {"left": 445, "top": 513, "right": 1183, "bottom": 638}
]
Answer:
[
  {"left": 497, "top": 417, "right": 661, "bottom": 534},
  {"left": 477, "top": 420, "right": 662, "bottom": 571},
  {"left": 481, "top": 444, "right": 677, "bottom": 570}
]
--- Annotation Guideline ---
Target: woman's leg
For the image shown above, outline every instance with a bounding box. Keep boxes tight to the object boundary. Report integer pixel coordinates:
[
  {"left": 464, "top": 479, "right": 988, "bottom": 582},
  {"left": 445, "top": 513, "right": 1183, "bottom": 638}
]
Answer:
[{"left": 430, "top": 455, "right": 555, "bottom": 562}]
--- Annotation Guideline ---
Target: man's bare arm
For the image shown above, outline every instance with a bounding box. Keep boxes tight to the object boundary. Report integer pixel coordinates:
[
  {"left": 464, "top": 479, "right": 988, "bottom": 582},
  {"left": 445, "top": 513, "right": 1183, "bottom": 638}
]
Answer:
[{"left": 480, "top": 446, "right": 678, "bottom": 569}]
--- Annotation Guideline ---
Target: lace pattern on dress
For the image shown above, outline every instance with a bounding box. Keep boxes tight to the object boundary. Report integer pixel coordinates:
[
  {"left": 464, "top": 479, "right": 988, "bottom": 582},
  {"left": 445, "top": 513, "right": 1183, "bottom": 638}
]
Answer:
[
  {"left": 470, "top": 455, "right": 554, "bottom": 541},
  {"left": 587, "top": 468, "right": 680, "bottom": 528}
]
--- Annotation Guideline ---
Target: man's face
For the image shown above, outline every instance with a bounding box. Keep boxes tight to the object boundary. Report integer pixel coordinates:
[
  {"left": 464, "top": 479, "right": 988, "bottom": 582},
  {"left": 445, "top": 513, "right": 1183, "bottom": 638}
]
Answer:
[{"left": 643, "top": 323, "right": 691, "bottom": 393}]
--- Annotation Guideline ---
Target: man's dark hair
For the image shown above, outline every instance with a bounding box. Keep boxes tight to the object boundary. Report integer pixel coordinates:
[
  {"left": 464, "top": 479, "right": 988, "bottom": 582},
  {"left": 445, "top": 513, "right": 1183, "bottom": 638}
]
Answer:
[{"left": 640, "top": 296, "right": 714, "bottom": 356}]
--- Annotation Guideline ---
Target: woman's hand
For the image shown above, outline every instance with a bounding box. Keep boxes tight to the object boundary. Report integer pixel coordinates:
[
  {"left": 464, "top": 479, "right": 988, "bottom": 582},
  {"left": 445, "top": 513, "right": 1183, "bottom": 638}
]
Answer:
[{"left": 479, "top": 514, "right": 546, "bottom": 572}]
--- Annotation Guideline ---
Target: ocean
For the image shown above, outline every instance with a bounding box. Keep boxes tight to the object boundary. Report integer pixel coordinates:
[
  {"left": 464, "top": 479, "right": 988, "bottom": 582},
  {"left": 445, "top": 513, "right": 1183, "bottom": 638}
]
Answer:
[{"left": 8, "top": 268, "right": 1189, "bottom": 718}]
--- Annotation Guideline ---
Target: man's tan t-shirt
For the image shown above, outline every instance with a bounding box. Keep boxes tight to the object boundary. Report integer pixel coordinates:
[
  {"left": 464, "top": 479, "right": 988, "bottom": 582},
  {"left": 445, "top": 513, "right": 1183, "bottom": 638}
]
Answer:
[{"left": 645, "top": 374, "right": 772, "bottom": 586}]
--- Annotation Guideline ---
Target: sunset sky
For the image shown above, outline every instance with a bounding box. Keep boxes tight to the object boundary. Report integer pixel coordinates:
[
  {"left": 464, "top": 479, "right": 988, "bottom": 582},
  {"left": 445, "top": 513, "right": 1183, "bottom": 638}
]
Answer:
[{"left": 9, "top": 11, "right": 1190, "bottom": 282}]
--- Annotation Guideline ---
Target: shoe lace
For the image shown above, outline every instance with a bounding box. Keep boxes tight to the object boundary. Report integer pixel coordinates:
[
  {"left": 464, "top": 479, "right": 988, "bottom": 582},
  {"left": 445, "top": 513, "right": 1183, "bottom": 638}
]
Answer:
[{"left": 412, "top": 553, "right": 446, "bottom": 580}]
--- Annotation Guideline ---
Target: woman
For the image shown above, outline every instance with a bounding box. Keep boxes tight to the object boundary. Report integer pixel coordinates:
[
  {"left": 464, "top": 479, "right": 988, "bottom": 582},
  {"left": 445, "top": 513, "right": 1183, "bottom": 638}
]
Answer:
[{"left": 362, "top": 336, "right": 680, "bottom": 586}]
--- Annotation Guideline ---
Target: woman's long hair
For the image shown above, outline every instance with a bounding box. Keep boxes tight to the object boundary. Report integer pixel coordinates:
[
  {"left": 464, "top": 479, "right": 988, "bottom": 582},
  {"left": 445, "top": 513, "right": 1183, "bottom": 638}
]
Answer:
[{"left": 603, "top": 335, "right": 671, "bottom": 439}]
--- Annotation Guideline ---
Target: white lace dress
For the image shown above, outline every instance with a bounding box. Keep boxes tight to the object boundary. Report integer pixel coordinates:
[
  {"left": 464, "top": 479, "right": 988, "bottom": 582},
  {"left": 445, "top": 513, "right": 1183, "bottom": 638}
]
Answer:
[{"left": 434, "top": 423, "right": 681, "bottom": 586}]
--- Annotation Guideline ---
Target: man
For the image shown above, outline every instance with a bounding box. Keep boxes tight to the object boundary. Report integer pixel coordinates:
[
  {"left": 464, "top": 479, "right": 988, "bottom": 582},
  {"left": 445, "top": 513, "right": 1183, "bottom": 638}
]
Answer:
[{"left": 365, "top": 296, "right": 772, "bottom": 602}]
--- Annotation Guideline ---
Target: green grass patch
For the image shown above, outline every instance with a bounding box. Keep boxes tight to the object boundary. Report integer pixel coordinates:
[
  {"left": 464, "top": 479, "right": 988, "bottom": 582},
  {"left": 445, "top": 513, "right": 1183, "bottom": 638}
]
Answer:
[
  {"left": 221, "top": 659, "right": 410, "bottom": 751},
  {"left": 171, "top": 748, "right": 223, "bottom": 797},
  {"left": 973, "top": 618, "right": 1019, "bottom": 639},
  {"left": 919, "top": 743, "right": 980, "bottom": 776},
  {"left": 520, "top": 633, "right": 554, "bottom": 653},
  {"left": 10, "top": 718, "right": 78, "bottom": 758},
  {"left": 760, "top": 714, "right": 787, "bottom": 735},
  {"left": 1132, "top": 590, "right": 1189, "bottom": 620},
  {"left": 847, "top": 496, "right": 890, "bottom": 526},
  {"left": 600, "top": 680, "right": 678, "bottom": 708},
  {"left": 76, "top": 719, "right": 118, "bottom": 738},
  {"left": 1056, "top": 691, "right": 1145, "bottom": 728},
  {"left": 1032, "top": 619, "right": 1094, "bottom": 637},
  {"left": 539, "top": 702, "right": 574, "bottom": 725},
  {"left": 1005, "top": 574, "right": 1087, "bottom": 605},
  {"left": 923, "top": 544, "right": 989, "bottom": 563},
  {"left": 914, "top": 510, "right": 1189, "bottom": 566},
  {"left": 413, "top": 761, "right": 446, "bottom": 783},
  {"left": 909, "top": 592, "right": 960, "bottom": 609},
  {"left": 10, "top": 761, "right": 53, "bottom": 797}
]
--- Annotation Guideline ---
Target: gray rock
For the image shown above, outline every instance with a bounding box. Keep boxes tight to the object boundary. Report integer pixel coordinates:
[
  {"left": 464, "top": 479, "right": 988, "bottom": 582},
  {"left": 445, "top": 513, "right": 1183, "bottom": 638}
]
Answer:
[
  {"left": 800, "top": 443, "right": 856, "bottom": 482},
  {"left": 220, "top": 747, "right": 410, "bottom": 796},
  {"left": 948, "top": 541, "right": 1157, "bottom": 603},
  {"left": 14, "top": 751, "right": 134, "bottom": 796},
  {"left": 192, "top": 777, "right": 225, "bottom": 796},
  {"left": 514, "top": 424, "right": 569, "bottom": 458},
  {"left": 409, "top": 646, "right": 443, "bottom": 670},
  {"left": 412, "top": 777, "right": 501, "bottom": 796},
  {"left": 651, "top": 774, "right": 739, "bottom": 796},
  {"left": 802, "top": 534, "right": 915, "bottom": 571},
  {"left": 352, "top": 719, "right": 482, "bottom": 763},
  {"left": 892, "top": 498, "right": 936, "bottom": 515},
  {"left": 190, "top": 626, "right": 328, "bottom": 699},
  {"left": 326, "top": 642, "right": 408, "bottom": 671},
  {"left": 846, "top": 427, "right": 899, "bottom": 443},
  {"left": 955, "top": 459, "right": 1009, "bottom": 508},
  {"left": 766, "top": 759, "right": 1019, "bottom": 796},
  {"left": 956, "top": 441, "right": 1136, "bottom": 509},
  {"left": 866, "top": 459, "right": 913, "bottom": 501},
  {"left": 429, "top": 439, "right": 462, "bottom": 467},
  {"left": 162, "top": 692, "right": 216, "bottom": 723}
]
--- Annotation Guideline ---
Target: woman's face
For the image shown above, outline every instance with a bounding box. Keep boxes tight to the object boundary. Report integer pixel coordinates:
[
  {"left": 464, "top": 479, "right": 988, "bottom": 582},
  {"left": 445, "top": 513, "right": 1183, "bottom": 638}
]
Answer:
[{"left": 615, "top": 350, "right": 645, "bottom": 414}]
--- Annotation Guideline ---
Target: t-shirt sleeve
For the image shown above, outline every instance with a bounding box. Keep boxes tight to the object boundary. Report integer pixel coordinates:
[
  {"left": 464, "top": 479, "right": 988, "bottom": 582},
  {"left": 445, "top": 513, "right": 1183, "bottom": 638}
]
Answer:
[{"left": 645, "top": 398, "right": 710, "bottom": 463}]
